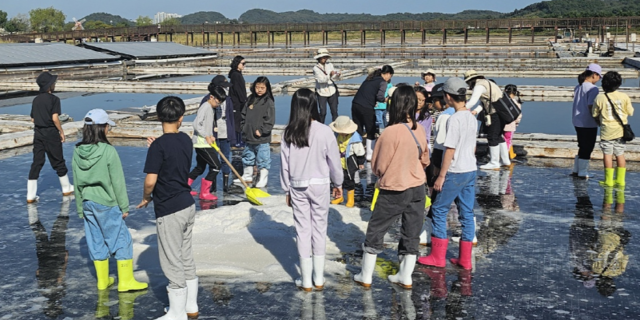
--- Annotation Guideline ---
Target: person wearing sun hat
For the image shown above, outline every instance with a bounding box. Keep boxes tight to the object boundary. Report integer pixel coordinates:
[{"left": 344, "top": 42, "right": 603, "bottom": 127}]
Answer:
[
  {"left": 571, "top": 63, "right": 602, "bottom": 179},
  {"left": 313, "top": 48, "right": 341, "bottom": 124},
  {"left": 416, "top": 69, "right": 437, "bottom": 93},
  {"left": 329, "top": 116, "right": 366, "bottom": 207}
]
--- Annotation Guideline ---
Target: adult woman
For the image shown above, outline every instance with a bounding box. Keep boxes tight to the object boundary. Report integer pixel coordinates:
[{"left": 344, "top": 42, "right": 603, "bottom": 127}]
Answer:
[
  {"left": 352, "top": 65, "right": 394, "bottom": 161},
  {"left": 280, "top": 89, "right": 343, "bottom": 291},
  {"left": 464, "top": 70, "right": 507, "bottom": 170},
  {"left": 313, "top": 48, "right": 341, "bottom": 124},
  {"left": 353, "top": 85, "right": 430, "bottom": 289},
  {"left": 572, "top": 64, "right": 602, "bottom": 178},
  {"left": 229, "top": 55, "right": 247, "bottom": 148}
]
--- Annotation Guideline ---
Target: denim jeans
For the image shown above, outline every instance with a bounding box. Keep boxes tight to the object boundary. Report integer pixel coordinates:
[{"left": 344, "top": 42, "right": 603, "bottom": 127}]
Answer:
[
  {"left": 375, "top": 109, "right": 387, "bottom": 131},
  {"left": 82, "top": 200, "right": 133, "bottom": 261},
  {"left": 430, "top": 171, "right": 476, "bottom": 242},
  {"left": 218, "top": 139, "right": 232, "bottom": 175},
  {"left": 242, "top": 143, "right": 271, "bottom": 170}
]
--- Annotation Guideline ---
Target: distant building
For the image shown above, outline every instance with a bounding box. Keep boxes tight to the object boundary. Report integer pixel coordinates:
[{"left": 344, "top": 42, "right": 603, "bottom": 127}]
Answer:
[{"left": 154, "top": 12, "right": 182, "bottom": 24}]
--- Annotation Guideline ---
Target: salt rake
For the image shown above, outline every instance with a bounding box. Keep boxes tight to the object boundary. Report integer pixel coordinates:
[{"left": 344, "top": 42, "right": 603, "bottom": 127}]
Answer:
[{"left": 211, "top": 142, "right": 270, "bottom": 205}]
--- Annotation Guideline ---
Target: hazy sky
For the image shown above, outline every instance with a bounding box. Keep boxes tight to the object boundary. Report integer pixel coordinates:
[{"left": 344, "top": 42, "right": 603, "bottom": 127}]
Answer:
[{"left": 3, "top": 0, "right": 541, "bottom": 21}]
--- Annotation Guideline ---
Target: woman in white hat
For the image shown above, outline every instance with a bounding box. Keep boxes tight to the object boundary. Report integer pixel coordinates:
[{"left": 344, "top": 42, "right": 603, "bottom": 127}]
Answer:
[
  {"left": 416, "top": 69, "right": 437, "bottom": 93},
  {"left": 313, "top": 48, "right": 341, "bottom": 124}
]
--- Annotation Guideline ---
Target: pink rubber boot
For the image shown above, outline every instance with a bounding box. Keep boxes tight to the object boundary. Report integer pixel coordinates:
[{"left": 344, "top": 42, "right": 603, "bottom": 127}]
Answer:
[
  {"left": 199, "top": 178, "right": 218, "bottom": 201},
  {"left": 188, "top": 178, "right": 198, "bottom": 196}
]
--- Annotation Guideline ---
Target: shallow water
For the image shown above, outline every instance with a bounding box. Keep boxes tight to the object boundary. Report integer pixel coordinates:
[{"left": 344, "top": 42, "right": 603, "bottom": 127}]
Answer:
[{"left": 1, "top": 145, "right": 639, "bottom": 319}]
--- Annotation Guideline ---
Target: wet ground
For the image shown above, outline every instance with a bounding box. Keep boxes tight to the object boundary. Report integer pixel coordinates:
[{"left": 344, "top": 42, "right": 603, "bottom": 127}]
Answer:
[{"left": 0, "top": 145, "right": 639, "bottom": 319}]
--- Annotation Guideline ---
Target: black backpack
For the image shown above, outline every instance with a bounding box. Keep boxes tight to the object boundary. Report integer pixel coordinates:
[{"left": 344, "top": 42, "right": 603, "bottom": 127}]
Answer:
[{"left": 488, "top": 83, "right": 522, "bottom": 124}]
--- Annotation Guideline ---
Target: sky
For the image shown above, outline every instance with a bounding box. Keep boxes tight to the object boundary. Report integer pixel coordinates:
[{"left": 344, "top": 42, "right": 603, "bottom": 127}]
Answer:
[{"left": 2, "top": 0, "right": 542, "bottom": 21}]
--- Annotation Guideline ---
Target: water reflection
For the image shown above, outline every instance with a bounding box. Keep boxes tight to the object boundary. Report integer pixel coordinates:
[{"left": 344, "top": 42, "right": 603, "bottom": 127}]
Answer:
[
  {"left": 299, "top": 291, "right": 326, "bottom": 320},
  {"left": 569, "top": 179, "right": 598, "bottom": 288},
  {"left": 28, "top": 198, "right": 71, "bottom": 319}
]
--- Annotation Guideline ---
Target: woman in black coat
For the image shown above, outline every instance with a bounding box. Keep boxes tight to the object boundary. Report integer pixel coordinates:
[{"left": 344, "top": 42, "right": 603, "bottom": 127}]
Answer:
[{"left": 229, "top": 55, "right": 247, "bottom": 147}]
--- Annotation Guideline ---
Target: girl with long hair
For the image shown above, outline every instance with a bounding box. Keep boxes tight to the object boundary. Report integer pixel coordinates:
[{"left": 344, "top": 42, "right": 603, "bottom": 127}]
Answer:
[
  {"left": 72, "top": 109, "right": 147, "bottom": 292},
  {"left": 354, "top": 85, "right": 430, "bottom": 289},
  {"left": 229, "top": 55, "right": 247, "bottom": 147},
  {"left": 280, "top": 88, "right": 343, "bottom": 291}
]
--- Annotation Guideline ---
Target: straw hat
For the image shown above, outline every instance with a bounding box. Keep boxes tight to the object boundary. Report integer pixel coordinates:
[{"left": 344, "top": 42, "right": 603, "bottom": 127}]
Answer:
[
  {"left": 463, "top": 70, "right": 481, "bottom": 82},
  {"left": 329, "top": 116, "right": 358, "bottom": 134},
  {"left": 314, "top": 48, "right": 331, "bottom": 60}
]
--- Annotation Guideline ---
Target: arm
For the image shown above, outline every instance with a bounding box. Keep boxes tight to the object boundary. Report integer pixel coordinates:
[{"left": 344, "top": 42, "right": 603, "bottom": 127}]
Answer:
[
  {"left": 434, "top": 148, "right": 455, "bottom": 191},
  {"left": 52, "top": 113, "right": 65, "bottom": 142},
  {"left": 465, "top": 86, "right": 487, "bottom": 114},
  {"left": 136, "top": 174, "right": 157, "bottom": 208},
  {"left": 72, "top": 160, "right": 84, "bottom": 217},
  {"left": 371, "top": 133, "right": 393, "bottom": 178},
  {"left": 327, "top": 135, "right": 344, "bottom": 187},
  {"left": 280, "top": 142, "right": 290, "bottom": 195},
  {"left": 107, "top": 148, "right": 130, "bottom": 217},
  {"left": 376, "top": 81, "right": 387, "bottom": 102}
]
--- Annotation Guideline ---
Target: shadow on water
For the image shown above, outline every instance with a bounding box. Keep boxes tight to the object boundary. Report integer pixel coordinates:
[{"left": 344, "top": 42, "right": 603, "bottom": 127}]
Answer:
[
  {"left": 27, "top": 199, "right": 70, "bottom": 319},
  {"left": 248, "top": 207, "right": 299, "bottom": 280}
]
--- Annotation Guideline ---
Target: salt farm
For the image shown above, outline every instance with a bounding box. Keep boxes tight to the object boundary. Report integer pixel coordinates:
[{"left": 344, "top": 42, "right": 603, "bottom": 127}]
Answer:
[{"left": 0, "top": 22, "right": 639, "bottom": 319}]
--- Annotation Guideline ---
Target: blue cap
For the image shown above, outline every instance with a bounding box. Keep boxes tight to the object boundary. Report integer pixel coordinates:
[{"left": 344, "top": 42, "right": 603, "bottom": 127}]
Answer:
[{"left": 84, "top": 109, "right": 116, "bottom": 126}]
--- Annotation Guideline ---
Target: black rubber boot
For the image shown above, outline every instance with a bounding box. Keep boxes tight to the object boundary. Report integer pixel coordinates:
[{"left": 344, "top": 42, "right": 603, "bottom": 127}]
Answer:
[
  {"left": 223, "top": 175, "right": 229, "bottom": 193},
  {"left": 210, "top": 173, "right": 218, "bottom": 193}
]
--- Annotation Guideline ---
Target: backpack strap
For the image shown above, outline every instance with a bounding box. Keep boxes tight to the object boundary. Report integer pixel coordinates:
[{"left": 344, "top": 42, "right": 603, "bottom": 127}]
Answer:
[{"left": 402, "top": 123, "right": 423, "bottom": 160}]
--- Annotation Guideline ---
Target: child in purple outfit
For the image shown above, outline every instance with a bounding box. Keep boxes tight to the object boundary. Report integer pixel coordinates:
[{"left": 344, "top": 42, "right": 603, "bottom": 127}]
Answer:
[{"left": 280, "top": 89, "right": 344, "bottom": 292}]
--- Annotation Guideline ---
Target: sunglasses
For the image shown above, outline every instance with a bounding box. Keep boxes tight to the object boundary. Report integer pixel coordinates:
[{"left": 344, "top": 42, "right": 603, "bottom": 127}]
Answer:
[{"left": 240, "top": 62, "right": 247, "bottom": 65}]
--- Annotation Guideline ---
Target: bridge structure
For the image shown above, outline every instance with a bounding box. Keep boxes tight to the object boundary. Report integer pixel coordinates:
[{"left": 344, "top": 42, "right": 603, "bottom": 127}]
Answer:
[{"left": 3, "top": 17, "right": 640, "bottom": 47}]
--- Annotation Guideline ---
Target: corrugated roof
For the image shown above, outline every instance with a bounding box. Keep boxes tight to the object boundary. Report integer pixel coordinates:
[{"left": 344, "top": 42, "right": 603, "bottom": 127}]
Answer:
[
  {"left": 80, "top": 42, "right": 215, "bottom": 60},
  {"left": 0, "top": 43, "right": 120, "bottom": 68}
]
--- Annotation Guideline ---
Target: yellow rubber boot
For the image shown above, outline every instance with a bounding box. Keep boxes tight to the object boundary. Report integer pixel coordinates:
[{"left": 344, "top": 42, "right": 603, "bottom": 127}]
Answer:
[
  {"left": 331, "top": 196, "right": 344, "bottom": 205},
  {"left": 346, "top": 190, "right": 355, "bottom": 208},
  {"left": 509, "top": 145, "right": 517, "bottom": 159},
  {"left": 118, "top": 290, "right": 148, "bottom": 320},
  {"left": 96, "top": 289, "right": 111, "bottom": 318},
  {"left": 94, "top": 259, "right": 115, "bottom": 290},
  {"left": 604, "top": 187, "right": 614, "bottom": 206},
  {"left": 599, "top": 168, "right": 615, "bottom": 187},
  {"left": 616, "top": 188, "right": 626, "bottom": 205},
  {"left": 117, "top": 260, "right": 148, "bottom": 292},
  {"left": 615, "top": 167, "right": 626, "bottom": 187}
]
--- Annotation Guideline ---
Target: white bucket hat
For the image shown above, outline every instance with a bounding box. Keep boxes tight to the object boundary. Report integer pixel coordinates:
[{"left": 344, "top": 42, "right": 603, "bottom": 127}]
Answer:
[
  {"left": 329, "top": 116, "right": 358, "bottom": 135},
  {"left": 314, "top": 48, "right": 331, "bottom": 60}
]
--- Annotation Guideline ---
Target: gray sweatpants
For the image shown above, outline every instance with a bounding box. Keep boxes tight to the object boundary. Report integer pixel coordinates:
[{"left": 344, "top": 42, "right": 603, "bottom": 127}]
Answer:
[
  {"left": 157, "top": 204, "right": 197, "bottom": 289},
  {"left": 291, "top": 183, "right": 330, "bottom": 257}
]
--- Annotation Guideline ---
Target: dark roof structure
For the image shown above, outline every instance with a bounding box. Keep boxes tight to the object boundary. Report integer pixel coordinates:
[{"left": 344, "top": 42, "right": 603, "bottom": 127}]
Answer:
[
  {"left": 79, "top": 42, "right": 216, "bottom": 60},
  {"left": 0, "top": 43, "right": 120, "bottom": 68}
]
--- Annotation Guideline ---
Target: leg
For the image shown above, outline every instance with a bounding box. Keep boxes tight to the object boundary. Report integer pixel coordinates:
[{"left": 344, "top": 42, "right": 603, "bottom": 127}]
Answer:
[
  {"left": 44, "top": 139, "right": 68, "bottom": 177},
  {"left": 352, "top": 104, "right": 365, "bottom": 137},
  {"left": 309, "top": 184, "right": 330, "bottom": 256},
  {"left": 82, "top": 201, "right": 111, "bottom": 261},
  {"left": 189, "top": 150, "right": 208, "bottom": 180},
  {"left": 181, "top": 205, "right": 197, "bottom": 282},
  {"left": 200, "top": 148, "right": 221, "bottom": 181},
  {"left": 328, "top": 93, "right": 339, "bottom": 122},
  {"left": 242, "top": 144, "right": 257, "bottom": 168},
  {"left": 364, "top": 190, "right": 403, "bottom": 254},
  {"left": 503, "top": 131, "right": 513, "bottom": 149},
  {"left": 363, "top": 107, "right": 378, "bottom": 141},
  {"left": 398, "top": 185, "right": 426, "bottom": 256},
  {"left": 455, "top": 172, "right": 476, "bottom": 242},
  {"left": 486, "top": 113, "right": 504, "bottom": 147},
  {"left": 603, "top": 154, "right": 614, "bottom": 169},
  {"left": 576, "top": 127, "right": 598, "bottom": 160},
  {"left": 157, "top": 213, "right": 188, "bottom": 289},
  {"left": 317, "top": 94, "right": 328, "bottom": 124},
  {"left": 291, "top": 187, "right": 313, "bottom": 258},
  {"left": 430, "top": 173, "right": 465, "bottom": 240},
  {"left": 218, "top": 139, "right": 232, "bottom": 175},
  {"left": 255, "top": 143, "right": 271, "bottom": 170},
  {"left": 29, "top": 138, "right": 47, "bottom": 180}
]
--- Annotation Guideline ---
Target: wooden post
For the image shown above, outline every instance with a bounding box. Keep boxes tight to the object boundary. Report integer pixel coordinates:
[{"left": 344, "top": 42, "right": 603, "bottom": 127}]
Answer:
[
  {"left": 190, "top": 32, "right": 194, "bottom": 46},
  {"left": 220, "top": 32, "right": 224, "bottom": 47},
  {"left": 361, "top": 30, "right": 365, "bottom": 46},
  {"left": 169, "top": 33, "right": 173, "bottom": 42},
  {"left": 185, "top": 32, "right": 189, "bottom": 45},
  {"left": 464, "top": 28, "right": 468, "bottom": 44},
  {"left": 486, "top": 28, "right": 490, "bottom": 44},
  {"left": 250, "top": 31, "right": 254, "bottom": 47},
  {"left": 267, "top": 31, "right": 271, "bottom": 47},
  {"left": 531, "top": 27, "right": 535, "bottom": 43},
  {"left": 202, "top": 31, "right": 205, "bottom": 47},
  {"left": 400, "top": 29, "right": 405, "bottom": 46},
  {"left": 321, "top": 30, "right": 326, "bottom": 45},
  {"left": 288, "top": 31, "right": 292, "bottom": 47},
  {"left": 554, "top": 26, "right": 559, "bottom": 43},
  {"left": 421, "top": 29, "right": 426, "bottom": 45},
  {"left": 165, "top": 33, "right": 168, "bottom": 42},
  {"left": 508, "top": 27, "right": 512, "bottom": 44},
  {"left": 342, "top": 30, "right": 346, "bottom": 46},
  {"left": 627, "top": 24, "right": 631, "bottom": 43},
  {"left": 206, "top": 32, "right": 210, "bottom": 46},
  {"left": 380, "top": 29, "right": 385, "bottom": 46},
  {"left": 285, "top": 31, "right": 289, "bottom": 47},
  {"left": 601, "top": 25, "right": 605, "bottom": 43},
  {"left": 443, "top": 29, "right": 447, "bottom": 45}
]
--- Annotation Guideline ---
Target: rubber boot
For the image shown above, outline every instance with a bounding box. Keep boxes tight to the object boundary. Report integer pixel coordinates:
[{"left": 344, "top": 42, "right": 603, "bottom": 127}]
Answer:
[
  {"left": 423, "top": 267, "right": 448, "bottom": 298},
  {"left": 117, "top": 259, "right": 148, "bottom": 292},
  {"left": 419, "top": 217, "right": 432, "bottom": 246},
  {"left": 354, "top": 250, "right": 377, "bottom": 288},
  {"left": 331, "top": 195, "right": 344, "bottom": 205},
  {"left": 255, "top": 168, "right": 268, "bottom": 188},
  {"left": 472, "top": 217, "right": 478, "bottom": 246},
  {"left": 616, "top": 187, "right": 626, "bottom": 205},
  {"left": 571, "top": 155, "right": 579, "bottom": 176},
  {"left": 27, "top": 179, "right": 39, "bottom": 203},
  {"left": 365, "top": 139, "right": 375, "bottom": 162},
  {"left": 188, "top": 178, "right": 198, "bottom": 196},
  {"left": 96, "top": 289, "right": 111, "bottom": 318},
  {"left": 199, "top": 178, "right": 218, "bottom": 201},
  {"left": 450, "top": 240, "right": 473, "bottom": 270},
  {"left": 615, "top": 167, "right": 626, "bottom": 187},
  {"left": 312, "top": 255, "right": 325, "bottom": 290},
  {"left": 603, "top": 187, "right": 614, "bottom": 205},
  {"left": 59, "top": 174, "right": 74, "bottom": 196},
  {"left": 394, "top": 285, "right": 417, "bottom": 319},
  {"left": 235, "top": 166, "right": 253, "bottom": 184},
  {"left": 577, "top": 159, "right": 590, "bottom": 179},
  {"left": 388, "top": 254, "right": 416, "bottom": 289},
  {"left": 157, "top": 287, "right": 187, "bottom": 320},
  {"left": 599, "top": 168, "right": 615, "bottom": 187},
  {"left": 185, "top": 277, "right": 199, "bottom": 318},
  {"left": 295, "top": 257, "right": 313, "bottom": 292},
  {"left": 222, "top": 175, "right": 229, "bottom": 193},
  {"left": 509, "top": 145, "right": 517, "bottom": 159},
  {"left": 362, "top": 289, "right": 378, "bottom": 318},
  {"left": 417, "top": 237, "right": 448, "bottom": 268},
  {"left": 458, "top": 269, "right": 473, "bottom": 296},
  {"left": 118, "top": 289, "right": 148, "bottom": 320},
  {"left": 94, "top": 259, "right": 115, "bottom": 290},
  {"left": 28, "top": 203, "right": 39, "bottom": 225},
  {"left": 479, "top": 146, "right": 500, "bottom": 170},
  {"left": 499, "top": 142, "right": 511, "bottom": 167},
  {"left": 345, "top": 190, "right": 355, "bottom": 208}
]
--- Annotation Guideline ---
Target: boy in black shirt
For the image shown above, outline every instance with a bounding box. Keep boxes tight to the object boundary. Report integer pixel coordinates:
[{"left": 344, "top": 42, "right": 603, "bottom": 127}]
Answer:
[
  {"left": 136, "top": 96, "right": 198, "bottom": 319},
  {"left": 27, "top": 72, "right": 74, "bottom": 203}
]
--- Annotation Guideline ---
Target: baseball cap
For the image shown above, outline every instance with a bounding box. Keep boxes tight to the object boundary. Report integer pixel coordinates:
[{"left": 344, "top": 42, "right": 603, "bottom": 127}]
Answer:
[
  {"left": 431, "top": 83, "right": 445, "bottom": 98},
  {"left": 211, "top": 75, "right": 231, "bottom": 87},
  {"left": 84, "top": 109, "right": 116, "bottom": 126},
  {"left": 586, "top": 63, "right": 602, "bottom": 76},
  {"left": 442, "top": 78, "right": 467, "bottom": 96}
]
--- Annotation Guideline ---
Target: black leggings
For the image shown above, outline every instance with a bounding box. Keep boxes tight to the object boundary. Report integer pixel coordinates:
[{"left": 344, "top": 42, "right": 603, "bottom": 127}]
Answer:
[
  {"left": 575, "top": 127, "right": 598, "bottom": 160},
  {"left": 189, "top": 148, "right": 221, "bottom": 181},
  {"left": 29, "top": 131, "right": 68, "bottom": 180},
  {"left": 486, "top": 113, "right": 505, "bottom": 147},
  {"left": 352, "top": 103, "right": 377, "bottom": 140},
  {"left": 318, "top": 93, "right": 339, "bottom": 124}
]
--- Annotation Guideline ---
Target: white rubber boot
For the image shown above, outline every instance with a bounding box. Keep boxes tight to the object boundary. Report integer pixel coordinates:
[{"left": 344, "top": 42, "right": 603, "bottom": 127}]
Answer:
[
  {"left": 27, "top": 203, "right": 39, "bottom": 225},
  {"left": 365, "top": 139, "right": 376, "bottom": 162},
  {"left": 572, "top": 155, "right": 579, "bottom": 176},
  {"left": 59, "top": 174, "right": 74, "bottom": 196},
  {"left": 419, "top": 217, "right": 432, "bottom": 246},
  {"left": 472, "top": 216, "right": 478, "bottom": 246},
  {"left": 487, "top": 170, "right": 500, "bottom": 195},
  {"left": 394, "top": 284, "right": 417, "bottom": 319},
  {"left": 235, "top": 166, "right": 254, "bottom": 184},
  {"left": 354, "top": 249, "right": 377, "bottom": 288},
  {"left": 255, "top": 169, "right": 268, "bottom": 188},
  {"left": 362, "top": 289, "right": 378, "bottom": 318},
  {"left": 312, "top": 255, "right": 325, "bottom": 290},
  {"left": 60, "top": 196, "right": 71, "bottom": 217},
  {"left": 499, "top": 142, "right": 511, "bottom": 166},
  {"left": 295, "top": 257, "right": 313, "bottom": 291},
  {"left": 577, "top": 159, "right": 590, "bottom": 179},
  {"left": 27, "top": 180, "right": 39, "bottom": 203},
  {"left": 185, "top": 277, "right": 199, "bottom": 318},
  {"left": 499, "top": 170, "right": 510, "bottom": 195},
  {"left": 480, "top": 146, "right": 501, "bottom": 170},
  {"left": 388, "top": 254, "right": 416, "bottom": 289},
  {"left": 156, "top": 287, "right": 187, "bottom": 320}
]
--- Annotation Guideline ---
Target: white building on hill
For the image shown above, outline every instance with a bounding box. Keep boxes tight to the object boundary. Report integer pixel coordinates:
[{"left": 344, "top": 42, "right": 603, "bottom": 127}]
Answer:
[{"left": 154, "top": 12, "right": 182, "bottom": 24}]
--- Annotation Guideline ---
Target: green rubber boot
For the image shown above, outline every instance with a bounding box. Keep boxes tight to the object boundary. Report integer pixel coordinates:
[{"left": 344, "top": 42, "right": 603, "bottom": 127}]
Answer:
[
  {"left": 118, "top": 289, "right": 148, "bottom": 320},
  {"left": 616, "top": 188, "right": 626, "bottom": 205},
  {"left": 94, "top": 259, "right": 115, "bottom": 290},
  {"left": 599, "top": 168, "right": 615, "bottom": 187},
  {"left": 604, "top": 187, "right": 614, "bottom": 206},
  {"left": 95, "top": 289, "right": 111, "bottom": 318},
  {"left": 117, "top": 259, "right": 148, "bottom": 292},
  {"left": 615, "top": 167, "right": 627, "bottom": 187}
]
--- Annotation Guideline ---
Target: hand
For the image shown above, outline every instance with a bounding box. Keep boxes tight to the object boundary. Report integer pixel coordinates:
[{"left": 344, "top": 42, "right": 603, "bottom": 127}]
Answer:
[
  {"left": 359, "top": 165, "right": 364, "bottom": 170},
  {"left": 146, "top": 137, "right": 156, "bottom": 147},
  {"left": 434, "top": 176, "right": 445, "bottom": 192},
  {"left": 332, "top": 187, "right": 343, "bottom": 200},
  {"left": 286, "top": 194, "right": 291, "bottom": 207},
  {"left": 122, "top": 212, "right": 129, "bottom": 219},
  {"left": 471, "top": 110, "right": 478, "bottom": 116},
  {"left": 330, "top": 71, "right": 337, "bottom": 76},
  {"left": 415, "top": 81, "right": 421, "bottom": 86},
  {"left": 255, "top": 130, "right": 261, "bottom": 137},
  {"left": 136, "top": 196, "right": 152, "bottom": 209},
  {"left": 60, "top": 132, "right": 65, "bottom": 143}
]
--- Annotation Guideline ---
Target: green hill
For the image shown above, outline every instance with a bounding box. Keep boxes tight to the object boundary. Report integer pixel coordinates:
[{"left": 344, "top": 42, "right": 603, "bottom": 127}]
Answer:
[
  {"left": 506, "top": 0, "right": 640, "bottom": 18},
  {"left": 81, "top": 12, "right": 131, "bottom": 26},
  {"left": 180, "top": 11, "right": 228, "bottom": 24}
]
